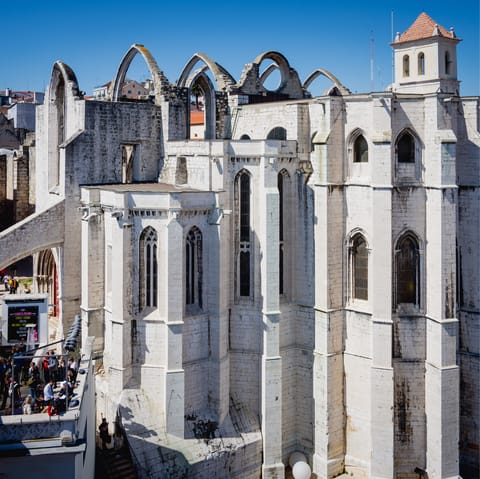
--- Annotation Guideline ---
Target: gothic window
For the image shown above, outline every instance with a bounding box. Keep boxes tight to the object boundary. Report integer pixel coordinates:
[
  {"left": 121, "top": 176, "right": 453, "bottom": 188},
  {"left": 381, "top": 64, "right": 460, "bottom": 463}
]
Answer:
[
  {"left": 397, "top": 131, "right": 415, "bottom": 163},
  {"left": 278, "top": 170, "right": 290, "bottom": 295},
  {"left": 186, "top": 226, "right": 202, "bottom": 309},
  {"left": 353, "top": 135, "right": 368, "bottom": 163},
  {"left": 267, "top": 127, "right": 287, "bottom": 140},
  {"left": 418, "top": 52, "right": 425, "bottom": 75},
  {"left": 349, "top": 233, "right": 368, "bottom": 300},
  {"left": 235, "top": 170, "right": 252, "bottom": 297},
  {"left": 395, "top": 233, "right": 420, "bottom": 307},
  {"left": 403, "top": 55, "right": 410, "bottom": 77},
  {"left": 139, "top": 227, "right": 158, "bottom": 309}
]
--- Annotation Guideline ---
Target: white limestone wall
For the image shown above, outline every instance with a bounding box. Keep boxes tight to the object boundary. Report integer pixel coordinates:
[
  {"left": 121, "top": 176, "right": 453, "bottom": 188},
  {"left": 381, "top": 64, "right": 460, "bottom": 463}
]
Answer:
[{"left": 232, "top": 102, "right": 301, "bottom": 140}]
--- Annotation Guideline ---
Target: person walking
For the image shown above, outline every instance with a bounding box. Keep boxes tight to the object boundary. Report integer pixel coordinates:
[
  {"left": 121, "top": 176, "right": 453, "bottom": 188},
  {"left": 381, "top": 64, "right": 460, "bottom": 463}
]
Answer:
[{"left": 99, "top": 418, "right": 110, "bottom": 449}]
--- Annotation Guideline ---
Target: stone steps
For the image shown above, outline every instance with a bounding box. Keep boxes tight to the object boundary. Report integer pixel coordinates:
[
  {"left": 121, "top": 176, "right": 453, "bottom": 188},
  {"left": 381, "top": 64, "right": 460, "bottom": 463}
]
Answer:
[{"left": 97, "top": 448, "right": 138, "bottom": 479}]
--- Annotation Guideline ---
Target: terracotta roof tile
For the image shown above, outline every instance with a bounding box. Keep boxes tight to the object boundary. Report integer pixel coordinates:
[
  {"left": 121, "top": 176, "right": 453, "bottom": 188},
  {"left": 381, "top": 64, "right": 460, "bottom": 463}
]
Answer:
[
  {"left": 190, "top": 110, "right": 204, "bottom": 125},
  {"left": 395, "top": 12, "right": 456, "bottom": 43}
]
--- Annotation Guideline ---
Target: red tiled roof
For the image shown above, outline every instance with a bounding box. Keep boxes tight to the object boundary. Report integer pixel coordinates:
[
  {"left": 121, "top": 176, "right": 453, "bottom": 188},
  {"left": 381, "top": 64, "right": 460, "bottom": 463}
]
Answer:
[
  {"left": 190, "top": 110, "right": 204, "bottom": 125},
  {"left": 395, "top": 12, "right": 456, "bottom": 43}
]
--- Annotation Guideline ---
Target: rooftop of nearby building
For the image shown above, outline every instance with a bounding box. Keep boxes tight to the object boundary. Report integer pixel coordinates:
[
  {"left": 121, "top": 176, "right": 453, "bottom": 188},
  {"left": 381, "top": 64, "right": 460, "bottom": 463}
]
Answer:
[{"left": 394, "top": 12, "right": 457, "bottom": 44}]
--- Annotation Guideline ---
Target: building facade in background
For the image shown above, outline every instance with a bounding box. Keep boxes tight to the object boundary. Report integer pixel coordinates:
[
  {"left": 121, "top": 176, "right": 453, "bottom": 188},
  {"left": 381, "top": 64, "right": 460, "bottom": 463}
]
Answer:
[{"left": 0, "top": 12, "right": 478, "bottom": 479}]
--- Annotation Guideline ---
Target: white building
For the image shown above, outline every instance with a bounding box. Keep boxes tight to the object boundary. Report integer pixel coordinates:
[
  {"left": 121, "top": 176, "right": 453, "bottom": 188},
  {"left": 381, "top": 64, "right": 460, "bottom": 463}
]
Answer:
[{"left": 0, "top": 12, "right": 478, "bottom": 479}]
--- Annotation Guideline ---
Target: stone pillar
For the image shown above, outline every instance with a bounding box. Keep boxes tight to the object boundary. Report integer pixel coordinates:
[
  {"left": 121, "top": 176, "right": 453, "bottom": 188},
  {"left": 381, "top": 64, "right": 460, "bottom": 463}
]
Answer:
[
  {"left": 80, "top": 189, "right": 105, "bottom": 354},
  {"left": 312, "top": 179, "right": 345, "bottom": 478},
  {"left": 206, "top": 204, "right": 230, "bottom": 424},
  {"left": 370, "top": 185, "right": 394, "bottom": 478},
  {"left": 108, "top": 202, "right": 133, "bottom": 395},
  {"left": 163, "top": 210, "right": 184, "bottom": 437},
  {"left": 260, "top": 157, "right": 284, "bottom": 478},
  {"left": 425, "top": 187, "right": 459, "bottom": 478}
]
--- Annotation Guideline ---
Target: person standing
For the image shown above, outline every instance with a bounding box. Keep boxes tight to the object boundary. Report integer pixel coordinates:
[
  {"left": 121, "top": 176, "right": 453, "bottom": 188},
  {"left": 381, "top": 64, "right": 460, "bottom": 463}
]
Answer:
[
  {"left": 99, "top": 418, "right": 110, "bottom": 449},
  {"left": 43, "top": 379, "right": 55, "bottom": 406}
]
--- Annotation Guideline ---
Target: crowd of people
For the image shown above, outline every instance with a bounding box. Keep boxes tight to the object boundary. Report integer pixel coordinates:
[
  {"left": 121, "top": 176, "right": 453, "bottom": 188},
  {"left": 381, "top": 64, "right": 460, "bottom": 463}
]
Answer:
[{"left": 0, "top": 345, "right": 78, "bottom": 416}]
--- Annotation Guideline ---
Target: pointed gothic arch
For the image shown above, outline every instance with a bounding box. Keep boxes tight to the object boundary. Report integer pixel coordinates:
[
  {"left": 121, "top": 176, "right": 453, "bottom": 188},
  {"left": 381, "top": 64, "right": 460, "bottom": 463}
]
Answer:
[
  {"left": 112, "top": 44, "right": 170, "bottom": 104},
  {"left": 303, "top": 68, "right": 351, "bottom": 96},
  {"left": 186, "top": 70, "right": 216, "bottom": 140},
  {"left": 48, "top": 62, "right": 80, "bottom": 190},
  {"left": 177, "top": 52, "right": 236, "bottom": 91},
  {"left": 35, "top": 249, "right": 59, "bottom": 317}
]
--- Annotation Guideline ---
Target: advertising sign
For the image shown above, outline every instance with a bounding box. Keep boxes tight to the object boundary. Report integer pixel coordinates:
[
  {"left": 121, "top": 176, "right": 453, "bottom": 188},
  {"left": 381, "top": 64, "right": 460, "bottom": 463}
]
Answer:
[{"left": 7, "top": 305, "right": 39, "bottom": 343}]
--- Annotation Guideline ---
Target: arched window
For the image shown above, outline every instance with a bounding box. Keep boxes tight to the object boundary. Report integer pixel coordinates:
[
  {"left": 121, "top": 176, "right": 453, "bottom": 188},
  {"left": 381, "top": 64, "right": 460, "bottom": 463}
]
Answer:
[
  {"left": 186, "top": 227, "right": 202, "bottom": 309},
  {"left": 278, "top": 170, "right": 291, "bottom": 295},
  {"left": 353, "top": 235, "right": 368, "bottom": 300},
  {"left": 445, "top": 51, "right": 451, "bottom": 75},
  {"left": 397, "top": 131, "right": 415, "bottom": 163},
  {"left": 403, "top": 55, "right": 410, "bottom": 77},
  {"left": 267, "top": 127, "right": 287, "bottom": 140},
  {"left": 235, "top": 170, "right": 251, "bottom": 297},
  {"left": 240, "top": 134, "right": 251, "bottom": 140},
  {"left": 395, "top": 233, "right": 420, "bottom": 307},
  {"left": 354, "top": 135, "right": 368, "bottom": 163},
  {"left": 139, "top": 227, "right": 158, "bottom": 309},
  {"left": 418, "top": 52, "right": 425, "bottom": 75},
  {"left": 349, "top": 234, "right": 368, "bottom": 300}
]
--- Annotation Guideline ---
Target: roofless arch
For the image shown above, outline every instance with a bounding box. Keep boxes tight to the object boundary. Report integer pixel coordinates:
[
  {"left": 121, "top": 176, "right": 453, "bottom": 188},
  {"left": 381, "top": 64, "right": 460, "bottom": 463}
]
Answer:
[
  {"left": 177, "top": 53, "right": 236, "bottom": 91},
  {"left": 303, "top": 68, "right": 351, "bottom": 96},
  {"left": 49, "top": 61, "right": 80, "bottom": 100},
  {"left": 238, "top": 51, "right": 304, "bottom": 98},
  {"left": 112, "top": 44, "right": 170, "bottom": 104},
  {"left": 253, "top": 51, "right": 292, "bottom": 86}
]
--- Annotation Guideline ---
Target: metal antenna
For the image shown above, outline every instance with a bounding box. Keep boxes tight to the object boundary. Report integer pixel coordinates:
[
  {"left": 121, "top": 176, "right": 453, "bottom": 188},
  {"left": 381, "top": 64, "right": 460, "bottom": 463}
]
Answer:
[
  {"left": 391, "top": 9, "right": 395, "bottom": 85},
  {"left": 370, "top": 30, "right": 375, "bottom": 92}
]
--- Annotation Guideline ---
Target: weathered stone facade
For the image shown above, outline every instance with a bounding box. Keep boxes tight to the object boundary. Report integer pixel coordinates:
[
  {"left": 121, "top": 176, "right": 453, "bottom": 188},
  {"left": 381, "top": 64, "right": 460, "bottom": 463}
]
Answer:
[{"left": 0, "top": 12, "right": 478, "bottom": 479}]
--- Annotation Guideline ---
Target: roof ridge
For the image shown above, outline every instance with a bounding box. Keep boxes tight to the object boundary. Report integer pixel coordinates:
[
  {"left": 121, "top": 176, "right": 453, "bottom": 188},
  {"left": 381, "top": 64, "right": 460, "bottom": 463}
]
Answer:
[{"left": 394, "top": 12, "right": 456, "bottom": 44}]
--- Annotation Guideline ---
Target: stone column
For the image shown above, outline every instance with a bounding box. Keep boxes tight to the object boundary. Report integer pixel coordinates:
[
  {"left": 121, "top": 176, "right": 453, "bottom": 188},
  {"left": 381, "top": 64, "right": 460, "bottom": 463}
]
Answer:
[
  {"left": 425, "top": 186, "right": 459, "bottom": 478},
  {"left": 80, "top": 189, "right": 105, "bottom": 354},
  {"left": 370, "top": 185, "right": 394, "bottom": 478},
  {"left": 108, "top": 201, "right": 133, "bottom": 396},
  {"left": 163, "top": 209, "right": 184, "bottom": 437},
  {"left": 207, "top": 203, "right": 230, "bottom": 424},
  {"left": 260, "top": 157, "right": 284, "bottom": 478},
  {"left": 312, "top": 178, "right": 345, "bottom": 478}
]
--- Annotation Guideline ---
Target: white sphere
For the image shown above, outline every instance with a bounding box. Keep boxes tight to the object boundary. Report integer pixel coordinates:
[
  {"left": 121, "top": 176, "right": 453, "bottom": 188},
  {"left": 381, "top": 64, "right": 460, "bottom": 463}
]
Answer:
[
  {"left": 292, "top": 461, "right": 311, "bottom": 479},
  {"left": 289, "top": 451, "right": 307, "bottom": 467}
]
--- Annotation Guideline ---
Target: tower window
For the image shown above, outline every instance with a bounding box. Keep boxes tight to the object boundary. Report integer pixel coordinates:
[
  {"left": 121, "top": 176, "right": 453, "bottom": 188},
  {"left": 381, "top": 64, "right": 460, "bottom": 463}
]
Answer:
[
  {"left": 445, "top": 51, "right": 451, "bottom": 75},
  {"left": 397, "top": 131, "right": 415, "bottom": 163},
  {"left": 418, "top": 52, "right": 425, "bottom": 75},
  {"left": 353, "top": 135, "right": 368, "bottom": 163},
  {"left": 403, "top": 55, "right": 410, "bottom": 78}
]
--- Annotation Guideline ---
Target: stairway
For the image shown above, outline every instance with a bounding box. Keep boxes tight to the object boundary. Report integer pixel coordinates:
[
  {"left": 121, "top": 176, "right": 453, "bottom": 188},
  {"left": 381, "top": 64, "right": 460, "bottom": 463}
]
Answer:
[{"left": 96, "top": 446, "right": 138, "bottom": 479}]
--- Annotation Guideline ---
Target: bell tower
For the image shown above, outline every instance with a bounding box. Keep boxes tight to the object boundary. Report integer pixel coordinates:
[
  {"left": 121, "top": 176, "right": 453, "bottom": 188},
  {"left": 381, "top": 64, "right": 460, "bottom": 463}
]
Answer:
[{"left": 391, "top": 12, "right": 461, "bottom": 94}]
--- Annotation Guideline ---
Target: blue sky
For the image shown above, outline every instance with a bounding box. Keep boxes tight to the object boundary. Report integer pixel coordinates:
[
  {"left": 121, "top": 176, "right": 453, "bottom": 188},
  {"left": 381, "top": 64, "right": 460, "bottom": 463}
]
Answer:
[{"left": 2, "top": 0, "right": 479, "bottom": 96}]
